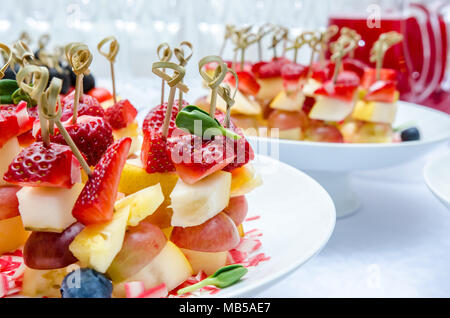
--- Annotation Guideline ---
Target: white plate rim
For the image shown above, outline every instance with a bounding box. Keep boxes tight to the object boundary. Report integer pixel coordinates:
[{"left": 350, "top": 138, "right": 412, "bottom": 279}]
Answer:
[
  {"left": 424, "top": 151, "right": 450, "bottom": 207},
  {"left": 216, "top": 154, "right": 336, "bottom": 298}
]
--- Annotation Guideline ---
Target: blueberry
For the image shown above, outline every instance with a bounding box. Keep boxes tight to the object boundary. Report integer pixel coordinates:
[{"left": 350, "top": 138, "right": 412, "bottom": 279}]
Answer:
[
  {"left": 60, "top": 268, "right": 113, "bottom": 298},
  {"left": 47, "top": 67, "right": 71, "bottom": 95},
  {"left": 64, "top": 65, "right": 95, "bottom": 93},
  {"left": 401, "top": 127, "right": 421, "bottom": 142}
]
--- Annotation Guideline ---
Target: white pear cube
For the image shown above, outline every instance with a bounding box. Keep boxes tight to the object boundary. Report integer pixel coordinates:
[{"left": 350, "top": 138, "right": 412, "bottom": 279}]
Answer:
[
  {"left": 256, "top": 77, "right": 284, "bottom": 101},
  {"left": 170, "top": 171, "right": 231, "bottom": 227},
  {"left": 309, "top": 96, "right": 355, "bottom": 122},
  {"left": 302, "top": 79, "right": 322, "bottom": 96},
  {"left": 0, "top": 137, "right": 20, "bottom": 186},
  {"left": 270, "top": 90, "right": 305, "bottom": 111},
  {"left": 17, "top": 183, "right": 83, "bottom": 233},
  {"left": 211, "top": 89, "right": 262, "bottom": 116},
  {"left": 113, "top": 241, "right": 193, "bottom": 296}
]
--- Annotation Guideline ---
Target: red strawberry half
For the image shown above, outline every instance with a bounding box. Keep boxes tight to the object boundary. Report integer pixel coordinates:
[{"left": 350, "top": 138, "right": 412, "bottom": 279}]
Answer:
[
  {"left": 364, "top": 80, "right": 397, "bottom": 103},
  {"left": 252, "top": 57, "right": 290, "bottom": 79},
  {"left": 314, "top": 71, "right": 360, "bottom": 102},
  {"left": 226, "top": 71, "right": 260, "bottom": 96},
  {"left": 87, "top": 87, "right": 113, "bottom": 103},
  {"left": 72, "top": 137, "right": 131, "bottom": 225},
  {"left": 0, "top": 101, "right": 35, "bottom": 148},
  {"left": 166, "top": 134, "right": 236, "bottom": 184},
  {"left": 36, "top": 115, "right": 114, "bottom": 166},
  {"left": 105, "top": 99, "right": 138, "bottom": 130},
  {"left": 360, "top": 68, "right": 398, "bottom": 89},
  {"left": 3, "top": 142, "right": 81, "bottom": 188},
  {"left": 343, "top": 58, "right": 369, "bottom": 79},
  {"left": 215, "top": 113, "right": 254, "bottom": 171},
  {"left": 141, "top": 100, "right": 188, "bottom": 173}
]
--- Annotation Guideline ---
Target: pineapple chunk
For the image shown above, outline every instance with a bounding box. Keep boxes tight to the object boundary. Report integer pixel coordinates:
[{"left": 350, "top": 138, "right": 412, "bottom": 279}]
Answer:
[
  {"left": 0, "top": 216, "right": 29, "bottom": 255},
  {"left": 230, "top": 164, "right": 263, "bottom": 197},
  {"left": 119, "top": 160, "right": 178, "bottom": 197},
  {"left": 270, "top": 90, "right": 305, "bottom": 111},
  {"left": 17, "top": 183, "right": 84, "bottom": 233},
  {"left": 113, "top": 241, "right": 193, "bottom": 296},
  {"left": 256, "top": 77, "right": 284, "bottom": 101},
  {"left": 0, "top": 137, "right": 20, "bottom": 186},
  {"left": 352, "top": 100, "right": 397, "bottom": 124},
  {"left": 114, "top": 184, "right": 164, "bottom": 227},
  {"left": 170, "top": 171, "right": 231, "bottom": 227},
  {"left": 309, "top": 95, "right": 355, "bottom": 122},
  {"left": 22, "top": 265, "right": 78, "bottom": 298},
  {"left": 69, "top": 206, "right": 130, "bottom": 273},
  {"left": 101, "top": 96, "right": 122, "bottom": 109},
  {"left": 112, "top": 121, "right": 142, "bottom": 156},
  {"left": 181, "top": 248, "right": 228, "bottom": 276},
  {"left": 211, "top": 88, "right": 262, "bottom": 116}
]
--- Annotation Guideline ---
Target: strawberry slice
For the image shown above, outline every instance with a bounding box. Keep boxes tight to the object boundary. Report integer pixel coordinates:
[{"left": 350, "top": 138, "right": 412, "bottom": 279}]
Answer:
[
  {"left": 311, "top": 61, "right": 335, "bottom": 83},
  {"left": 252, "top": 58, "right": 290, "bottom": 79},
  {"left": 360, "top": 68, "right": 398, "bottom": 89},
  {"left": 141, "top": 130, "right": 175, "bottom": 173},
  {"left": 281, "top": 63, "right": 308, "bottom": 81},
  {"left": 314, "top": 71, "right": 359, "bottom": 102},
  {"left": 0, "top": 101, "right": 35, "bottom": 148},
  {"left": 166, "top": 134, "right": 236, "bottom": 184},
  {"left": 364, "top": 80, "right": 398, "bottom": 103},
  {"left": 60, "top": 93, "right": 105, "bottom": 122},
  {"left": 226, "top": 71, "right": 260, "bottom": 96},
  {"left": 87, "top": 87, "right": 113, "bottom": 103},
  {"left": 141, "top": 100, "right": 188, "bottom": 173},
  {"left": 62, "top": 91, "right": 102, "bottom": 109},
  {"left": 72, "top": 137, "right": 131, "bottom": 225},
  {"left": 342, "top": 58, "right": 369, "bottom": 79},
  {"left": 35, "top": 115, "right": 114, "bottom": 166},
  {"left": 4, "top": 142, "right": 81, "bottom": 188},
  {"left": 215, "top": 113, "right": 254, "bottom": 172},
  {"left": 105, "top": 99, "right": 138, "bottom": 130}
]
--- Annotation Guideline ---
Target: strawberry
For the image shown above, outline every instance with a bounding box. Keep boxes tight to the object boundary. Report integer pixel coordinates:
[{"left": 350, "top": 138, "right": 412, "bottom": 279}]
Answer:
[
  {"left": 314, "top": 71, "right": 360, "bottom": 102},
  {"left": 311, "top": 61, "right": 335, "bottom": 83},
  {"left": 166, "top": 134, "right": 236, "bottom": 184},
  {"left": 62, "top": 91, "right": 101, "bottom": 109},
  {"left": 60, "top": 97, "right": 106, "bottom": 122},
  {"left": 72, "top": 137, "right": 131, "bottom": 225},
  {"left": 226, "top": 71, "right": 260, "bottom": 96},
  {"left": 281, "top": 63, "right": 308, "bottom": 81},
  {"left": 0, "top": 101, "right": 35, "bottom": 148},
  {"left": 36, "top": 115, "right": 114, "bottom": 166},
  {"left": 141, "top": 100, "right": 188, "bottom": 173},
  {"left": 364, "top": 80, "right": 398, "bottom": 103},
  {"left": 360, "top": 68, "right": 398, "bottom": 89},
  {"left": 343, "top": 58, "right": 369, "bottom": 79},
  {"left": 215, "top": 113, "right": 254, "bottom": 171},
  {"left": 224, "top": 61, "right": 253, "bottom": 73},
  {"left": 141, "top": 130, "right": 175, "bottom": 173},
  {"left": 3, "top": 142, "right": 81, "bottom": 188},
  {"left": 252, "top": 57, "right": 290, "bottom": 79},
  {"left": 302, "top": 96, "right": 316, "bottom": 115},
  {"left": 86, "top": 87, "right": 113, "bottom": 103},
  {"left": 105, "top": 99, "right": 138, "bottom": 130}
]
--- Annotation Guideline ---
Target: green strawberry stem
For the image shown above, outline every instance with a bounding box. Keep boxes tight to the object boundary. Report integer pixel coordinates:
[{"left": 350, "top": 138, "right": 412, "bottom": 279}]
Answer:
[{"left": 177, "top": 278, "right": 216, "bottom": 295}]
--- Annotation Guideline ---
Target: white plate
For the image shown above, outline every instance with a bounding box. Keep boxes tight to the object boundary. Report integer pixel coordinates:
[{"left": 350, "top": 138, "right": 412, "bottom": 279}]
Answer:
[
  {"left": 424, "top": 151, "right": 450, "bottom": 211},
  {"left": 212, "top": 155, "right": 336, "bottom": 297},
  {"left": 248, "top": 102, "right": 450, "bottom": 217}
]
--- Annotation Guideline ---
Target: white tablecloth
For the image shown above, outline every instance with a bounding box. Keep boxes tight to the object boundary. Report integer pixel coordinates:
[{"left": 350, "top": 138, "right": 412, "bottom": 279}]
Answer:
[{"left": 257, "top": 144, "right": 450, "bottom": 298}]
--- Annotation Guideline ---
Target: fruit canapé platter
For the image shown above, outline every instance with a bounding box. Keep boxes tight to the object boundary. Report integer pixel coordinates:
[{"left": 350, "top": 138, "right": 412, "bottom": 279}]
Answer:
[{"left": 0, "top": 35, "right": 336, "bottom": 298}]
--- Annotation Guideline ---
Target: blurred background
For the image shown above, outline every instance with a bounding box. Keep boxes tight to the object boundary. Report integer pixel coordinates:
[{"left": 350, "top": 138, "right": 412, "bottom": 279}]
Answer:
[{"left": 1, "top": 0, "right": 449, "bottom": 112}]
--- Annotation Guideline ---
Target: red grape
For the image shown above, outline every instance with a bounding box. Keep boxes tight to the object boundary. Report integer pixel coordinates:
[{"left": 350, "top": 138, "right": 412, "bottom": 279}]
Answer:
[
  {"left": 170, "top": 213, "right": 240, "bottom": 252},
  {"left": 305, "top": 124, "right": 344, "bottom": 143},
  {"left": 23, "top": 222, "right": 84, "bottom": 270},
  {"left": 107, "top": 221, "right": 167, "bottom": 282}
]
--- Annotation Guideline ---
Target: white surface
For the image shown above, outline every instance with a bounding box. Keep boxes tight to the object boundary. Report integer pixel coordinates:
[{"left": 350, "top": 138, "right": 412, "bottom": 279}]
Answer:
[
  {"left": 216, "top": 155, "right": 336, "bottom": 297},
  {"left": 256, "top": 145, "right": 450, "bottom": 298},
  {"left": 424, "top": 151, "right": 450, "bottom": 210}
]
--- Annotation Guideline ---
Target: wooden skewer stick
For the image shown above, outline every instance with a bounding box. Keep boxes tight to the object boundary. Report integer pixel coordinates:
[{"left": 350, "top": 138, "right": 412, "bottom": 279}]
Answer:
[
  {"left": 330, "top": 35, "right": 357, "bottom": 84},
  {"left": 199, "top": 56, "right": 228, "bottom": 117},
  {"left": 0, "top": 43, "right": 12, "bottom": 79},
  {"left": 174, "top": 41, "right": 193, "bottom": 103},
  {"left": 98, "top": 36, "right": 120, "bottom": 104},
  {"left": 65, "top": 42, "right": 93, "bottom": 124},
  {"left": 319, "top": 25, "right": 339, "bottom": 67},
  {"left": 219, "top": 24, "right": 235, "bottom": 57},
  {"left": 156, "top": 43, "right": 173, "bottom": 105},
  {"left": 152, "top": 61, "right": 188, "bottom": 138},
  {"left": 370, "top": 31, "right": 403, "bottom": 81}
]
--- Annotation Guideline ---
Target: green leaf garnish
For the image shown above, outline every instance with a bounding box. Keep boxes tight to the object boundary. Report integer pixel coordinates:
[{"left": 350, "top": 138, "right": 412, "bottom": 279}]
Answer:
[
  {"left": 0, "top": 79, "right": 19, "bottom": 104},
  {"left": 177, "top": 265, "right": 248, "bottom": 295},
  {"left": 11, "top": 88, "right": 36, "bottom": 106},
  {"left": 175, "top": 105, "right": 241, "bottom": 140}
]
